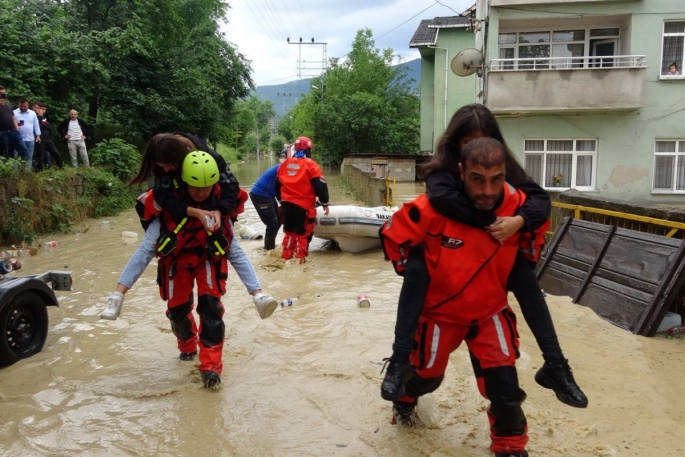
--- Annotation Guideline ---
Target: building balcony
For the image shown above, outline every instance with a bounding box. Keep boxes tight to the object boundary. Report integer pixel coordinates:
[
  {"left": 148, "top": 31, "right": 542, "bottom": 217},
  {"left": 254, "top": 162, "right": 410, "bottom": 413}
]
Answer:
[{"left": 486, "top": 55, "right": 647, "bottom": 114}]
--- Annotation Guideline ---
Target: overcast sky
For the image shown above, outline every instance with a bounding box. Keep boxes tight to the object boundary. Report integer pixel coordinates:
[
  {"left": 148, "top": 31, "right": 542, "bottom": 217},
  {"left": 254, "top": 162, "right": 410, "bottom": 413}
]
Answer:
[{"left": 222, "top": 0, "right": 474, "bottom": 87}]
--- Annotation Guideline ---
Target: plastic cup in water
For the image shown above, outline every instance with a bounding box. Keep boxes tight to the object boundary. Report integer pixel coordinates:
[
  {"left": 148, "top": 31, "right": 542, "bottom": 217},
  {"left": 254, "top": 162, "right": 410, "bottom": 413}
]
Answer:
[
  {"left": 357, "top": 294, "right": 370, "bottom": 307},
  {"left": 101, "top": 221, "right": 111, "bottom": 230}
]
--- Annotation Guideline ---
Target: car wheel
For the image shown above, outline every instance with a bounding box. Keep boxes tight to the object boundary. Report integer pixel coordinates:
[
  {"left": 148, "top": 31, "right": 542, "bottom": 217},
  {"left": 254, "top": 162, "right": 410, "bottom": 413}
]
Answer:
[{"left": 0, "top": 291, "right": 49, "bottom": 367}]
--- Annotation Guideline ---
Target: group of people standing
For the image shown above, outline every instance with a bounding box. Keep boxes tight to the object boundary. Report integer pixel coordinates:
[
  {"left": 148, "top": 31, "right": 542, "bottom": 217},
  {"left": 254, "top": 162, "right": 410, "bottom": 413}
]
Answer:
[
  {"left": 0, "top": 85, "right": 91, "bottom": 170},
  {"left": 97, "top": 104, "right": 586, "bottom": 457}
]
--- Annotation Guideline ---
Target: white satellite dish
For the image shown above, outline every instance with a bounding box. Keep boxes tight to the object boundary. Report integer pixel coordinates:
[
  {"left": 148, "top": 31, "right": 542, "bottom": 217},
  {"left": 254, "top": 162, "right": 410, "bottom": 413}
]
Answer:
[{"left": 451, "top": 48, "right": 484, "bottom": 77}]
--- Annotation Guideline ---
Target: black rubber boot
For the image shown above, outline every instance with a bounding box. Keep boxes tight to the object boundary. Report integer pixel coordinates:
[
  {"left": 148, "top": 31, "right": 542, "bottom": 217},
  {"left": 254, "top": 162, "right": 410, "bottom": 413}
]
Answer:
[
  {"left": 380, "top": 356, "right": 412, "bottom": 401},
  {"left": 264, "top": 234, "right": 276, "bottom": 250},
  {"left": 535, "top": 359, "right": 588, "bottom": 408},
  {"left": 179, "top": 351, "right": 197, "bottom": 361},
  {"left": 201, "top": 370, "right": 221, "bottom": 390}
]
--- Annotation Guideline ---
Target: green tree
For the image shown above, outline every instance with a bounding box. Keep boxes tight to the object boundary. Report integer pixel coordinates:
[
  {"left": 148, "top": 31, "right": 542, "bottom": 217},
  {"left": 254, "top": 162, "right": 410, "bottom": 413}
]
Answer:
[
  {"left": 269, "top": 135, "right": 287, "bottom": 154},
  {"left": 289, "top": 29, "right": 419, "bottom": 164}
]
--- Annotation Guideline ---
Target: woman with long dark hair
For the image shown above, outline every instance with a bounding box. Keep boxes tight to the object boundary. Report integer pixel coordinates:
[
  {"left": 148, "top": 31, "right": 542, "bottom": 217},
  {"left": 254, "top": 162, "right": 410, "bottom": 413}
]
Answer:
[{"left": 381, "top": 104, "right": 587, "bottom": 411}]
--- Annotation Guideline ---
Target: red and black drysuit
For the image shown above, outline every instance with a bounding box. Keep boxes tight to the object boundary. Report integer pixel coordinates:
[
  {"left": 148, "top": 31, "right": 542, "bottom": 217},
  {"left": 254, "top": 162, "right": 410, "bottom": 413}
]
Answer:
[
  {"left": 152, "top": 182, "right": 233, "bottom": 375},
  {"left": 274, "top": 156, "right": 328, "bottom": 260},
  {"left": 380, "top": 183, "right": 544, "bottom": 454}
]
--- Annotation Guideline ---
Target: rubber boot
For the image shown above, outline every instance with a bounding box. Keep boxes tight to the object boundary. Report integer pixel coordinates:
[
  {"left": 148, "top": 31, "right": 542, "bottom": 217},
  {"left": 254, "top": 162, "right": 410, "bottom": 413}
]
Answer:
[{"left": 264, "top": 234, "right": 276, "bottom": 250}]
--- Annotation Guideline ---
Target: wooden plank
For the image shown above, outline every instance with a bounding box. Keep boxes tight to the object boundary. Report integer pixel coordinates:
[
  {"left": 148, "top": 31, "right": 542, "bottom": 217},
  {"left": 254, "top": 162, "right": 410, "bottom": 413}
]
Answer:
[
  {"left": 636, "top": 240, "right": 685, "bottom": 335},
  {"left": 536, "top": 216, "right": 571, "bottom": 280},
  {"left": 537, "top": 218, "right": 685, "bottom": 336},
  {"left": 574, "top": 225, "right": 617, "bottom": 303}
]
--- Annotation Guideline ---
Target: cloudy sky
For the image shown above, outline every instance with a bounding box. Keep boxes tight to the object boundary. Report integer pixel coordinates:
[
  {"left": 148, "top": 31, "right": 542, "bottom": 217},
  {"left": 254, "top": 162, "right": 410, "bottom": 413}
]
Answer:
[{"left": 222, "top": 0, "right": 474, "bottom": 87}]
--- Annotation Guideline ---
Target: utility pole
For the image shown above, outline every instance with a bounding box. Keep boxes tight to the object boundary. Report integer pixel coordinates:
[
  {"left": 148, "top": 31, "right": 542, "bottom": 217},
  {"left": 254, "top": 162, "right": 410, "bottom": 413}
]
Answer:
[
  {"left": 287, "top": 37, "right": 328, "bottom": 79},
  {"left": 256, "top": 128, "right": 260, "bottom": 168}
]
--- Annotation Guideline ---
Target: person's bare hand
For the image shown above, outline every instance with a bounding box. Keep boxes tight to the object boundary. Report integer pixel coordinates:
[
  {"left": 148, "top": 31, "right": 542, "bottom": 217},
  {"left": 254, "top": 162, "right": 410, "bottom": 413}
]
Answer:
[
  {"left": 210, "top": 210, "right": 221, "bottom": 231},
  {"left": 486, "top": 216, "right": 525, "bottom": 243},
  {"left": 323, "top": 205, "right": 329, "bottom": 215}
]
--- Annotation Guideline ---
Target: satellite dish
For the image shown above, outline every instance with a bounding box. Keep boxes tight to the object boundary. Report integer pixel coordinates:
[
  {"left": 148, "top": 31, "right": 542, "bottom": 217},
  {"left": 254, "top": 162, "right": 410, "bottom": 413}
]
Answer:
[{"left": 451, "top": 48, "right": 484, "bottom": 77}]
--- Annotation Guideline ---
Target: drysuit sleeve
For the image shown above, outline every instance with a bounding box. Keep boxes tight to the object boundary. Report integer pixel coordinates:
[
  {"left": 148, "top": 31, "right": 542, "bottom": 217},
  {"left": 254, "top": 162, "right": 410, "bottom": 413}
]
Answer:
[
  {"left": 311, "top": 177, "right": 329, "bottom": 205},
  {"left": 379, "top": 196, "right": 434, "bottom": 276},
  {"left": 514, "top": 178, "right": 551, "bottom": 232},
  {"left": 308, "top": 161, "right": 329, "bottom": 205},
  {"left": 425, "top": 172, "right": 496, "bottom": 228}
]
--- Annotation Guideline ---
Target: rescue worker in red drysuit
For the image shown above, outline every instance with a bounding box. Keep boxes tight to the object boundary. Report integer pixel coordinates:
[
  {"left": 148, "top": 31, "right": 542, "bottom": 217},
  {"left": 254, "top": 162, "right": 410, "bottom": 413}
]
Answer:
[
  {"left": 379, "top": 138, "right": 542, "bottom": 457},
  {"left": 155, "top": 151, "right": 233, "bottom": 390},
  {"left": 275, "top": 136, "right": 329, "bottom": 262}
]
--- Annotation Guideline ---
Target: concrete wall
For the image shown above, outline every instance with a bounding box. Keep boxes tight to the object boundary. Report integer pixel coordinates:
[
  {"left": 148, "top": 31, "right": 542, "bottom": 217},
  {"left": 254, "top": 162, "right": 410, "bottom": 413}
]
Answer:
[
  {"left": 487, "top": 0, "right": 685, "bottom": 203},
  {"left": 419, "top": 52, "right": 436, "bottom": 152},
  {"left": 340, "top": 157, "right": 416, "bottom": 182},
  {"left": 341, "top": 163, "right": 386, "bottom": 207},
  {"left": 487, "top": 67, "right": 646, "bottom": 112},
  {"left": 387, "top": 158, "right": 416, "bottom": 181},
  {"left": 492, "top": 0, "right": 638, "bottom": 5},
  {"left": 417, "top": 28, "right": 477, "bottom": 153}
]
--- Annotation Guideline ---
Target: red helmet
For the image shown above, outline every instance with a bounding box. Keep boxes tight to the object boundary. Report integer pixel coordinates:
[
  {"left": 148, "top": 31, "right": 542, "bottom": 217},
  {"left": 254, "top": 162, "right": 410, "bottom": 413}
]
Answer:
[{"left": 294, "top": 136, "right": 313, "bottom": 150}]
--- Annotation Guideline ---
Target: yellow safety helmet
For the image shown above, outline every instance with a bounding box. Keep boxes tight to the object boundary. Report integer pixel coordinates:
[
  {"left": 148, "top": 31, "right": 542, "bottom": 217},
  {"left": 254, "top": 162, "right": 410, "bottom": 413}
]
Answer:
[{"left": 182, "top": 151, "right": 220, "bottom": 187}]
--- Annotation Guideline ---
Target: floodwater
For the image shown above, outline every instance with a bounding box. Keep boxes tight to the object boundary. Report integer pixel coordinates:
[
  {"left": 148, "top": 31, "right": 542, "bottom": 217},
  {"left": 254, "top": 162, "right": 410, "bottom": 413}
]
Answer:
[{"left": 1, "top": 156, "right": 684, "bottom": 457}]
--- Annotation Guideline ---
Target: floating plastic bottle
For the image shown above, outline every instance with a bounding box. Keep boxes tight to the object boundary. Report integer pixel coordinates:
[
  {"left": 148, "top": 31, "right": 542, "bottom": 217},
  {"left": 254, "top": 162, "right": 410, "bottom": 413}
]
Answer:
[
  {"left": 280, "top": 298, "right": 299, "bottom": 307},
  {"left": 44, "top": 241, "right": 59, "bottom": 247},
  {"left": 121, "top": 231, "right": 139, "bottom": 238}
]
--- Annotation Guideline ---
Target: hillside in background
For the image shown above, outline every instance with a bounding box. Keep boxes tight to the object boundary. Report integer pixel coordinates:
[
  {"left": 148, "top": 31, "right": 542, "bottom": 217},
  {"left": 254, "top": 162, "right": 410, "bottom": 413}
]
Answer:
[{"left": 254, "top": 58, "right": 421, "bottom": 117}]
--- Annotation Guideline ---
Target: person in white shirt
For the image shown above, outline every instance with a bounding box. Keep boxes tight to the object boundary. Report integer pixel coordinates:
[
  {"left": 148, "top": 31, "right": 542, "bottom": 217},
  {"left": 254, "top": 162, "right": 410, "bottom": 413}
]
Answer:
[
  {"left": 13, "top": 97, "right": 41, "bottom": 171},
  {"left": 57, "top": 109, "right": 90, "bottom": 167}
]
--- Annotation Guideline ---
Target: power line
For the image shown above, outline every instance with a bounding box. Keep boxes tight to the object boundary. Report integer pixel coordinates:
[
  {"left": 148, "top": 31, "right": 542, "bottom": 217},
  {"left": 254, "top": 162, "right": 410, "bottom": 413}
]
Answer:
[
  {"left": 296, "top": 0, "right": 315, "bottom": 39},
  {"left": 244, "top": 1, "right": 289, "bottom": 59},
  {"left": 334, "top": 1, "right": 440, "bottom": 61}
]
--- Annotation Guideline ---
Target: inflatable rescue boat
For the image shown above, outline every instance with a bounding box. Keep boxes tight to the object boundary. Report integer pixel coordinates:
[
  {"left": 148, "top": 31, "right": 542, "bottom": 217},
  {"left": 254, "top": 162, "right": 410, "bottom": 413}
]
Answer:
[{"left": 314, "top": 205, "right": 397, "bottom": 253}]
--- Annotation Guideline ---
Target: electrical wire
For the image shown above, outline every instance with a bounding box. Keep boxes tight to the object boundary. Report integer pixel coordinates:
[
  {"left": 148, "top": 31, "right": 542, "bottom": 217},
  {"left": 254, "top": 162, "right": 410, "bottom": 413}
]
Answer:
[
  {"left": 296, "top": 0, "right": 315, "bottom": 39},
  {"left": 245, "top": 1, "right": 289, "bottom": 59}
]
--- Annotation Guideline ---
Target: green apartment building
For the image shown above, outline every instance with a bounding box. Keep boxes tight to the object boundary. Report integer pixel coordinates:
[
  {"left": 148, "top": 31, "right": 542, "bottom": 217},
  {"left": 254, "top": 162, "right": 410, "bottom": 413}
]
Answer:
[{"left": 412, "top": 0, "right": 685, "bottom": 203}]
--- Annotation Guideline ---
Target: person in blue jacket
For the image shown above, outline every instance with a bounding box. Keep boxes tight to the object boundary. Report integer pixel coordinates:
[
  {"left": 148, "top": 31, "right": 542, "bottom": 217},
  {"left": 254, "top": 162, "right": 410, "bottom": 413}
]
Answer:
[{"left": 249, "top": 164, "right": 281, "bottom": 250}]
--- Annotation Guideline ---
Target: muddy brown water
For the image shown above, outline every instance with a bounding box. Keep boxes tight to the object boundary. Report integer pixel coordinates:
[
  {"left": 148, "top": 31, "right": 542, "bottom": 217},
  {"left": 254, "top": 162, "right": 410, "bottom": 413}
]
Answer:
[{"left": 1, "top": 157, "right": 684, "bottom": 456}]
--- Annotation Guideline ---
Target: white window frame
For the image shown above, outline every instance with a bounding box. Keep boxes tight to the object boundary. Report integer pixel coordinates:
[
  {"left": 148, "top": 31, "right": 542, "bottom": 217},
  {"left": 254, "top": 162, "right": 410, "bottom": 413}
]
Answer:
[
  {"left": 652, "top": 139, "right": 685, "bottom": 193},
  {"left": 523, "top": 138, "right": 597, "bottom": 191},
  {"left": 660, "top": 20, "right": 685, "bottom": 80},
  {"left": 498, "top": 27, "right": 621, "bottom": 70}
]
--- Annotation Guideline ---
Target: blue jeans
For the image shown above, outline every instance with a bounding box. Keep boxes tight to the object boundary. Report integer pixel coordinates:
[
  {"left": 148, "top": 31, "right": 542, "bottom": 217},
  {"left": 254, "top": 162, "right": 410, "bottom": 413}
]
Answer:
[
  {"left": 14, "top": 140, "right": 34, "bottom": 170},
  {"left": 0, "top": 130, "right": 27, "bottom": 161},
  {"left": 117, "top": 218, "right": 262, "bottom": 294}
]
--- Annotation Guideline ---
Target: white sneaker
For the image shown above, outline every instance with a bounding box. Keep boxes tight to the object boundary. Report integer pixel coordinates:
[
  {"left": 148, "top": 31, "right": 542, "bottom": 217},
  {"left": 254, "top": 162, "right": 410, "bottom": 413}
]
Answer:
[
  {"left": 100, "top": 292, "right": 125, "bottom": 320},
  {"left": 253, "top": 293, "right": 278, "bottom": 319}
]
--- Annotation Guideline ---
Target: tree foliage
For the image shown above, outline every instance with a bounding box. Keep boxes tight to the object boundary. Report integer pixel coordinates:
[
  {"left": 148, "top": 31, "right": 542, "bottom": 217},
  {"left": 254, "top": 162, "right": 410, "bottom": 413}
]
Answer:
[
  {"left": 288, "top": 29, "right": 419, "bottom": 164},
  {"left": 0, "top": 0, "right": 252, "bottom": 145},
  {"left": 229, "top": 95, "right": 275, "bottom": 153}
]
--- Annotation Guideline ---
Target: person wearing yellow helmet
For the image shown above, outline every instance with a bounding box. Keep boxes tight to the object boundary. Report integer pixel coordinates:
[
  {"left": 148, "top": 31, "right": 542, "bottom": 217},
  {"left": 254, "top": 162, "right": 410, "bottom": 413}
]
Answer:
[
  {"left": 154, "top": 150, "right": 232, "bottom": 390},
  {"left": 100, "top": 134, "right": 278, "bottom": 324}
]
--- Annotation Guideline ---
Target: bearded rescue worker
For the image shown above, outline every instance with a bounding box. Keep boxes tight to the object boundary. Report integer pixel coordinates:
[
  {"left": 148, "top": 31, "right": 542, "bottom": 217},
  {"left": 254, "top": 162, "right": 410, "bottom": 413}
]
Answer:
[
  {"left": 379, "top": 138, "right": 540, "bottom": 457},
  {"left": 275, "top": 136, "right": 329, "bottom": 262},
  {"left": 156, "top": 151, "right": 232, "bottom": 390}
]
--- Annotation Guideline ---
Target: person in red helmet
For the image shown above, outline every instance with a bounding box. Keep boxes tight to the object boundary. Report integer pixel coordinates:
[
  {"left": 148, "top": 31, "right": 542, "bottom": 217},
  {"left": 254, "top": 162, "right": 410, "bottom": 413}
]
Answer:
[{"left": 275, "top": 136, "right": 329, "bottom": 262}]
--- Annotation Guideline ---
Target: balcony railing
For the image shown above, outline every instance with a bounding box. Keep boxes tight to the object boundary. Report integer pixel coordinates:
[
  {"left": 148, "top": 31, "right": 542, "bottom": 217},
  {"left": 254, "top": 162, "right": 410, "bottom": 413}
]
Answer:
[{"left": 490, "top": 55, "right": 646, "bottom": 71}]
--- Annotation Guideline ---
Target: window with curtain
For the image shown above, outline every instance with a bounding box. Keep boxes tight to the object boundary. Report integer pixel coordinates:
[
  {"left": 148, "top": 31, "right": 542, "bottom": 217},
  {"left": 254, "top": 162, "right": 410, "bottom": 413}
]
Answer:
[
  {"left": 497, "top": 27, "right": 619, "bottom": 70},
  {"left": 654, "top": 140, "right": 685, "bottom": 191},
  {"left": 524, "top": 139, "right": 597, "bottom": 190},
  {"left": 661, "top": 21, "right": 684, "bottom": 76}
]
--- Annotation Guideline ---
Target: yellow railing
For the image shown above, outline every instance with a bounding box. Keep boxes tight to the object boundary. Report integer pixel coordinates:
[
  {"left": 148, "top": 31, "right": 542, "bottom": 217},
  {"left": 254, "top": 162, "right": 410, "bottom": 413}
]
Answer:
[
  {"left": 550, "top": 202, "right": 685, "bottom": 239},
  {"left": 385, "top": 177, "right": 396, "bottom": 207}
]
